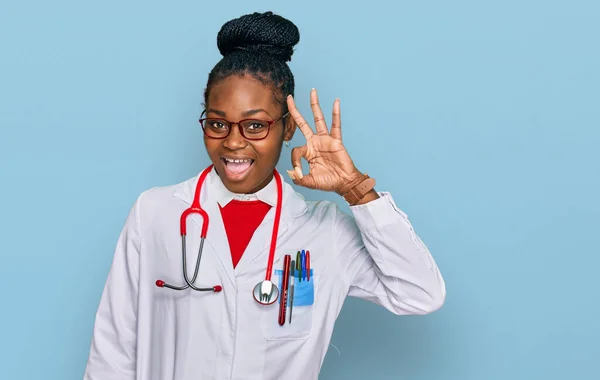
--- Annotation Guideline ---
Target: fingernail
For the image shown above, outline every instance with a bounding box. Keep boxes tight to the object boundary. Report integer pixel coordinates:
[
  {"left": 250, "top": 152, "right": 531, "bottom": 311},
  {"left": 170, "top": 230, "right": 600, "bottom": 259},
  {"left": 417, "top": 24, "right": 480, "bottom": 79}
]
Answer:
[
  {"left": 286, "top": 170, "right": 296, "bottom": 180},
  {"left": 294, "top": 166, "right": 303, "bottom": 179}
]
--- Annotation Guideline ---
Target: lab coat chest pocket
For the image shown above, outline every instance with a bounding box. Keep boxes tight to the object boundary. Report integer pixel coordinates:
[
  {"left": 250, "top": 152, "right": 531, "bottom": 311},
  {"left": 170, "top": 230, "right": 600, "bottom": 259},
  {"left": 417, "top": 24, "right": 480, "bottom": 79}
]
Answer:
[{"left": 260, "top": 258, "right": 316, "bottom": 340}]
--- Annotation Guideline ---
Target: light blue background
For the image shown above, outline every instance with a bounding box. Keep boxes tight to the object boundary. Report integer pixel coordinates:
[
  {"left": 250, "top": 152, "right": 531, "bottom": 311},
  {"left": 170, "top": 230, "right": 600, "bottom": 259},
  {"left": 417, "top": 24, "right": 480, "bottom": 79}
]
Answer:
[{"left": 1, "top": 0, "right": 599, "bottom": 379}]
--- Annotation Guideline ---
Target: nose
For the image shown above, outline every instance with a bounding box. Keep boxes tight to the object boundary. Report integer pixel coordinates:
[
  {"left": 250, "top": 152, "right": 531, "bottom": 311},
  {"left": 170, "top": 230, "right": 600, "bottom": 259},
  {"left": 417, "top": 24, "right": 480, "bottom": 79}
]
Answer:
[{"left": 223, "top": 124, "right": 247, "bottom": 150}]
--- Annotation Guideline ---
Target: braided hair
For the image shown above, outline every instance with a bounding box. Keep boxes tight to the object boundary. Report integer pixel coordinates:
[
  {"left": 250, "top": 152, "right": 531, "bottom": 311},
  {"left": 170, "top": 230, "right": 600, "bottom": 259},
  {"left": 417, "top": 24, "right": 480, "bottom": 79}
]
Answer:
[{"left": 204, "top": 11, "right": 300, "bottom": 115}]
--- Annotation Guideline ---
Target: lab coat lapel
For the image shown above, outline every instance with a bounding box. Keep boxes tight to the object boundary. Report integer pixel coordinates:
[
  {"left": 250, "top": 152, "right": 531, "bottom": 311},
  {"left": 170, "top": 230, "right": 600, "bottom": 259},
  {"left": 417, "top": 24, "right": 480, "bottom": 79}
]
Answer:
[
  {"left": 198, "top": 199, "right": 236, "bottom": 284},
  {"left": 234, "top": 177, "right": 306, "bottom": 277},
  {"left": 171, "top": 171, "right": 236, "bottom": 286},
  {"left": 233, "top": 211, "right": 289, "bottom": 277}
]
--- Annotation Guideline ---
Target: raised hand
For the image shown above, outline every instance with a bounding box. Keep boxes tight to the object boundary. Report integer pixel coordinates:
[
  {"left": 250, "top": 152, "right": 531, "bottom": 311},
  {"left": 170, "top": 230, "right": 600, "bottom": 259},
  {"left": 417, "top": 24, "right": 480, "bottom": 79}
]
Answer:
[{"left": 285, "top": 89, "right": 365, "bottom": 196}]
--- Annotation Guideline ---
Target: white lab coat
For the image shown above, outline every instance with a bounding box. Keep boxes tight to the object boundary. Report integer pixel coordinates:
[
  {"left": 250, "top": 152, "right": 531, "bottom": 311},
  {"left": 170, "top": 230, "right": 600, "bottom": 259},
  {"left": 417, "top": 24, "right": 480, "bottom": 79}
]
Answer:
[{"left": 84, "top": 168, "right": 445, "bottom": 380}]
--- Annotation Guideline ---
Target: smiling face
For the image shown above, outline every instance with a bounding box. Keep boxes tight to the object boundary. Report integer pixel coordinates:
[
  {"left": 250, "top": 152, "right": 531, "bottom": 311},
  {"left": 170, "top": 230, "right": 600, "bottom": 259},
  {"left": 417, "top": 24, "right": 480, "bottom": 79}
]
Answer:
[{"left": 203, "top": 74, "right": 296, "bottom": 194}]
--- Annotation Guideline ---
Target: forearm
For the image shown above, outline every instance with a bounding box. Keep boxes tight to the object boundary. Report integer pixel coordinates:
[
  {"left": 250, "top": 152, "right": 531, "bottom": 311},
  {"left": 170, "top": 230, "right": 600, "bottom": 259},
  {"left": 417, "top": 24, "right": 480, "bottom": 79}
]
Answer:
[{"left": 339, "top": 192, "right": 446, "bottom": 314}]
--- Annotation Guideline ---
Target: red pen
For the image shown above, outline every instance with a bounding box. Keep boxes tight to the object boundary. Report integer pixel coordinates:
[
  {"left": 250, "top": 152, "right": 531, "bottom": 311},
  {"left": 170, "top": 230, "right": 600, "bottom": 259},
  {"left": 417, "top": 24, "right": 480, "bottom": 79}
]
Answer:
[
  {"left": 278, "top": 255, "right": 291, "bottom": 326},
  {"left": 306, "top": 250, "right": 310, "bottom": 281}
]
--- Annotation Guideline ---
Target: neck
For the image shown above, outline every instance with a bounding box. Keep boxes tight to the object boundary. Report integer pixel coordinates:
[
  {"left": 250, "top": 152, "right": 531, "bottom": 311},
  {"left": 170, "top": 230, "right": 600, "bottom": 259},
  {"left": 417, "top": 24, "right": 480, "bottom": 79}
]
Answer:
[
  {"left": 214, "top": 168, "right": 275, "bottom": 195},
  {"left": 249, "top": 172, "right": 274, "bottom": 194}
]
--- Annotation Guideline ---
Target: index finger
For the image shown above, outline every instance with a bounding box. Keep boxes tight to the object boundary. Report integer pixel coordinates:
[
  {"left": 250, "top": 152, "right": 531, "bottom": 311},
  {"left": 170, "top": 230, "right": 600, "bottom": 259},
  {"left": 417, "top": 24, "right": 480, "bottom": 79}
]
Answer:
[{"left": 287, "top": 95, "right": 314, "bottom": 139}]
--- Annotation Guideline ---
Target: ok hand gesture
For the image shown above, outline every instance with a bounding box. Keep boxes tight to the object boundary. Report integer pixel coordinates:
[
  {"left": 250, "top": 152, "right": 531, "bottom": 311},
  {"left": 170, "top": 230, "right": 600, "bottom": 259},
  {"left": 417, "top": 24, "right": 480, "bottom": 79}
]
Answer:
[{"left": 286, "top": 89, "right": 365, "bottom": 196}]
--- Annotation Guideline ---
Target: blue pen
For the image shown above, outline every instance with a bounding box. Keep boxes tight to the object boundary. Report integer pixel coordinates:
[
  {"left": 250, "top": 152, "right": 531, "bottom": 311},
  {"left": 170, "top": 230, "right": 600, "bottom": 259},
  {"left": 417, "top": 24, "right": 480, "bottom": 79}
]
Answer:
[{"left": 301, "top": 250, "right": 306, "bottom": 281}]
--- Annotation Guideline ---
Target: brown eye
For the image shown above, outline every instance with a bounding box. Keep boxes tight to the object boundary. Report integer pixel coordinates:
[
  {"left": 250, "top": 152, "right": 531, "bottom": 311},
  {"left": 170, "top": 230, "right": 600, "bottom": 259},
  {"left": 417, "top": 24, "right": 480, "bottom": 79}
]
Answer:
[
  {"left": 247, "top": 122, "right": 267, "bottom": 130},
  {"left": 243, "top": 121, "right": 268, "bottom": 135},
  {"left": 210, "top": 121, "right": 227, "bottom": 129}
]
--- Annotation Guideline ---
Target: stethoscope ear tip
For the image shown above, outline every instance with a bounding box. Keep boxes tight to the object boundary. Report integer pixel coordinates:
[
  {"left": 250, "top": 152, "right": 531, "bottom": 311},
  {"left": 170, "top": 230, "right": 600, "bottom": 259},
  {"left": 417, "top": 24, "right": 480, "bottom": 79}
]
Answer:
[
  {"left": 213, "top": 285, "right": 223, "bottom": 292},
  {"left": 156, "top": 280, "right": 165, "bottom": 288}
]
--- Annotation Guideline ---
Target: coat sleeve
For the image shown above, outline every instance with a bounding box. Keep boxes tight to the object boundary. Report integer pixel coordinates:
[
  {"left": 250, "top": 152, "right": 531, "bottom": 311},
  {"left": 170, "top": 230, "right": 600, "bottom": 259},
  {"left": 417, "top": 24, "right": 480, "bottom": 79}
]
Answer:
[
  {"left": 84, "top": 197, "right": 141, "bottom": 379},
  {"left": 335, "top": 192, "right": 446, "bottom": 315}
]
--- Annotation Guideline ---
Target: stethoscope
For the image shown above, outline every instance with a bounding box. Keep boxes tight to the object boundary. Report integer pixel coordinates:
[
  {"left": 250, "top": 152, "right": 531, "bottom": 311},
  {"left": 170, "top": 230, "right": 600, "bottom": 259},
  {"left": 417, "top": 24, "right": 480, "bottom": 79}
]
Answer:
[{"left": 155, "top": 164, "right": 283, "bottom": 306}]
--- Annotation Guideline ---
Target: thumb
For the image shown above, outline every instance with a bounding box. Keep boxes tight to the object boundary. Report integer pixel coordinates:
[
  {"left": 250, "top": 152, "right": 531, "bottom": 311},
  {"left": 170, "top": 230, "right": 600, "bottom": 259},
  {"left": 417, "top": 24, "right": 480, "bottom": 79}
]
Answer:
[
  {"left": 290, "top": 145, "right": 307, "bottom": 172},
  {"left": 287, "top": 145, "right": 313, "bottom": 186}
]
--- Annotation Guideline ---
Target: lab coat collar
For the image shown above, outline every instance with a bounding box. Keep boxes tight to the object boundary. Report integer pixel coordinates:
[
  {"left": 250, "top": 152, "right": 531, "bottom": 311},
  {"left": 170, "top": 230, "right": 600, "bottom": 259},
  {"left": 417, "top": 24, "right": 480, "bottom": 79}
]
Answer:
[
  {"left": 209, "top": 167, "right": 278, "bottom": 208},
  {"left": 171, "top": 165, "right": 308, "bottom": 283},
  {"left": 171, "top": 166, "right": 307, "bottom": 219}
]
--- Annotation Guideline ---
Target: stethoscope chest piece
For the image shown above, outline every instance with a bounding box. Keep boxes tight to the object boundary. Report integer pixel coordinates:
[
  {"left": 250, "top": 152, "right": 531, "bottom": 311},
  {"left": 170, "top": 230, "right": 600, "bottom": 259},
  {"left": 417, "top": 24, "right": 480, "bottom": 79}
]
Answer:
[{"left": 253, "top": 280, "right": 279, "bottom": 305}]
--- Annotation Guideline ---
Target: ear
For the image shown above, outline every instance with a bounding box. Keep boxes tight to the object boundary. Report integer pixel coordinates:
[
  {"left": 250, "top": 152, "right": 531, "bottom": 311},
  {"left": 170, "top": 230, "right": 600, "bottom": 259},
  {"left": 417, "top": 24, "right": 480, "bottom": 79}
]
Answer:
[{"left": 282, "top": 114, "right": 296, "bottom": 142}]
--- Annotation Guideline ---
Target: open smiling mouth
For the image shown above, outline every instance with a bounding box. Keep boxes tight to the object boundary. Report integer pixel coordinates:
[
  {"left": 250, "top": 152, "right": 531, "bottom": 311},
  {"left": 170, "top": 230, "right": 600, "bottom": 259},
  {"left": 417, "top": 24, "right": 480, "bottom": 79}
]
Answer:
[{"left": 221, "top": 157, "right": 255, "bottom": 179}]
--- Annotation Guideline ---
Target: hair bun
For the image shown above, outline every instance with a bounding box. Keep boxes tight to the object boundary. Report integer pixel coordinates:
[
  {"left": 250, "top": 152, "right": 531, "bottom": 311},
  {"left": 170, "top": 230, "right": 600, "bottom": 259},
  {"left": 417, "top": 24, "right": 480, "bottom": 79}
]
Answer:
[{"left": 217, "top": 11, "right": 300, "bottom": 62}]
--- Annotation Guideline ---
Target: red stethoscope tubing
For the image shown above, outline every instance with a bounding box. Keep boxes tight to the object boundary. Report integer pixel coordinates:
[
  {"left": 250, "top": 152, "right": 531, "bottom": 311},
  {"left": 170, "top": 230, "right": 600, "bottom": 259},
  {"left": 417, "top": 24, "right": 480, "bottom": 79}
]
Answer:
[
  {"left": 265, "top": 166, "right": 283, "bottom": 281},
  {"left": 180, "top": 165, "right": 212, "bottom": 238},
  {"left": 155, "top": 164, "right": 283, "bottom": 292}
]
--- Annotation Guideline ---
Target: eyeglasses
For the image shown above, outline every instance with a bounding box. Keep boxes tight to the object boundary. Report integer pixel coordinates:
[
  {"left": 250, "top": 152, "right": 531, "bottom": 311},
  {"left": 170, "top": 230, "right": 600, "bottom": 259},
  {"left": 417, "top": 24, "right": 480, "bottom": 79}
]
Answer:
[{"left": 199, "top": 111, "right": 289, "bottom": 140}]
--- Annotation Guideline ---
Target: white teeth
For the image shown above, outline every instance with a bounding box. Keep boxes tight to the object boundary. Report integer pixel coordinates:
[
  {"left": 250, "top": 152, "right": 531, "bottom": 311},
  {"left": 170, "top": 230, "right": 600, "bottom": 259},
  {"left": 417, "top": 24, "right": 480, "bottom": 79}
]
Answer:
[{"left": 224, "top": 158, "right": 252, "bottom": 163}]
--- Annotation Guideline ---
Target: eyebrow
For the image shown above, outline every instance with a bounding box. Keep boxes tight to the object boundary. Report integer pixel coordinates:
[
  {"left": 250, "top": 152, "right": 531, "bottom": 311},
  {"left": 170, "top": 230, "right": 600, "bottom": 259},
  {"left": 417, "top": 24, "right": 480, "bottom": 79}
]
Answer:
[
  {"left": 206, "top": 108, "right": 272, "bottom": 118},
  {"left": 243, "top": 108, "right": 271, "bottom": 118},
  {"left": 206, "top": 108, "right": 226, "bottom": 117}
]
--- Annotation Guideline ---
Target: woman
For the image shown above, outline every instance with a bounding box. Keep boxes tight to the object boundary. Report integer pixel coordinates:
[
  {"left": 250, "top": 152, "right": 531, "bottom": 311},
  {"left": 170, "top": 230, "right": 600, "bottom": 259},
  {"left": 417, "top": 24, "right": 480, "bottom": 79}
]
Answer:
[{"left": 84, "top": 11, "right": 446, "bottom": 380}]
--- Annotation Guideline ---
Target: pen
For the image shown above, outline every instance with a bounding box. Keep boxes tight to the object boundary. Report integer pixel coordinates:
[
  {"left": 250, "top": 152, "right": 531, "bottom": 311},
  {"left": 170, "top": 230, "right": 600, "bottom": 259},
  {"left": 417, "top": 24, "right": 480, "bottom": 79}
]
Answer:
[
  {"left": 301, "top": 250, "right": 306, "bottom": 281},
  {"left": 296, "top": 251, "right": 301, "bottom": 282},
  {"left": 278, "top": 255, "right": 291, "bottom": 326},
  {"left": 289, "top": 260, "right": 295, "bottom": 323},
  {"left": 306, "top": 250, "right": 310, "bottom": 281}
]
